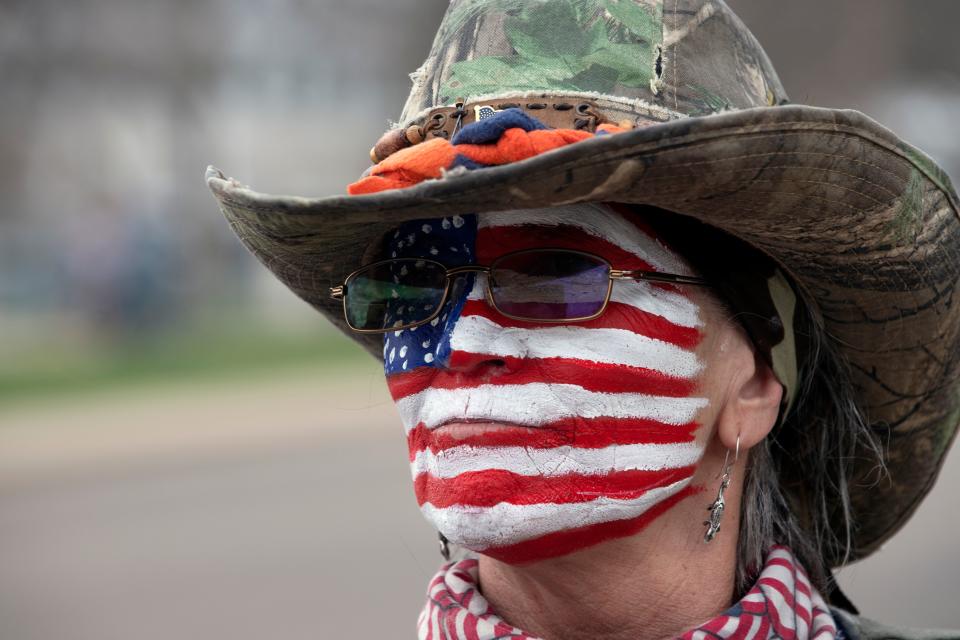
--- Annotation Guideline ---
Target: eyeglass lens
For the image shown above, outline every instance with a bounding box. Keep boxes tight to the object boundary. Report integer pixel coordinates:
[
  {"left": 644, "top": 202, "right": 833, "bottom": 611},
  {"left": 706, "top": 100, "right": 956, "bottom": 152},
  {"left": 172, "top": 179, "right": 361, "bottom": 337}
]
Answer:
[
  {"left": 343, "top": 250, "right": 612, "bottom": 331},
  {"left": 344, "top": 259, "right": 447, "bottom": 331},
  {"left": 490, "top": 251, "right": 610, "bottom": 321}
]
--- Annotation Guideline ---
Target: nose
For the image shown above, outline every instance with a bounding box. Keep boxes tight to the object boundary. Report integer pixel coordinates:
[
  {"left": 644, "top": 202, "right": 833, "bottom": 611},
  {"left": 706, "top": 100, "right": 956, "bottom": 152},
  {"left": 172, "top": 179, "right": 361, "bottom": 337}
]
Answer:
[{"left": 438, "top": 273, "right": 522, "bottom": 374}]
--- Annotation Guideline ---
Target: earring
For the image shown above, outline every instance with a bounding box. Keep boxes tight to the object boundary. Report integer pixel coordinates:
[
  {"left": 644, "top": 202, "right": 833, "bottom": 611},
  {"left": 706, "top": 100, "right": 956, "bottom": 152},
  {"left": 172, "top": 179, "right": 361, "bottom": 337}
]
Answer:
[
  {"left": 704, "top": 434, "right": 739, "bottom": 543},
  {"left": 438, "top": 532, "right": 451, "bottom": 561}
]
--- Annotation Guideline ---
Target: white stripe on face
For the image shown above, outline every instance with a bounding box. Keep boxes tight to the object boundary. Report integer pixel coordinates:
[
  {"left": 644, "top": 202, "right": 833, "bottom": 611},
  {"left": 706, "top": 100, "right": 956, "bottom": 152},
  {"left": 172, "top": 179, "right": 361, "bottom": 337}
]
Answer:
[
  {"left": 466, "top": 273, "right": 704, "bottom": 328},
  {"left": 411, "top": 441, "right": 705, "bottom": 478},
  {"left": 419, "top": 476, "right": 693, "bottom": 549},
  {"left": 447, "top": 315, "right": 704, "bottom": 378},
  {"left": 477, "top": 204, "right": 695, "bottom": 276},
  {"left": 396, "top": 383, "right": 709, "bottom": 433},
  {"left": 609, "top": 280, "right": 704, "bottom": 328}
]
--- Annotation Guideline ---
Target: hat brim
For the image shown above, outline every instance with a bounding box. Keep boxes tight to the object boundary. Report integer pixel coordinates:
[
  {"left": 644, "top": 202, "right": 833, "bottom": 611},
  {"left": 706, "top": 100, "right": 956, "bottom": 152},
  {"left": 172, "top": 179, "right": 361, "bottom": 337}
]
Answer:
[{"left": 207, "top": 104, "right": 960, "bottom": 565}]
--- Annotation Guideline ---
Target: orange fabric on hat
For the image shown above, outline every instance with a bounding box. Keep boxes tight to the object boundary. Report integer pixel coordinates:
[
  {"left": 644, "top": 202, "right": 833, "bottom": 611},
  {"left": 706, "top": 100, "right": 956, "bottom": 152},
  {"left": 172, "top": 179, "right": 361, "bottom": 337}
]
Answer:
[
  {"left": 349, "top": 138, "right": 457, "bottom": 195},
  {"left": 348, "top": 124, "right": 626, "bottom": 196}
]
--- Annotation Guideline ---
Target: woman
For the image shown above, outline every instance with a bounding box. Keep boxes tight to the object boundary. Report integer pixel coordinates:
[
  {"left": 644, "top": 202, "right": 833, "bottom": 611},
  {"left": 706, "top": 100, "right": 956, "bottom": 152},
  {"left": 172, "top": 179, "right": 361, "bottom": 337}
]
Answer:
[
  {"left": 206, "top": 0, "right": 960, "bottom": 637},
  {"left": 362, "top": 203, "right": 850, "bottom": 638}
]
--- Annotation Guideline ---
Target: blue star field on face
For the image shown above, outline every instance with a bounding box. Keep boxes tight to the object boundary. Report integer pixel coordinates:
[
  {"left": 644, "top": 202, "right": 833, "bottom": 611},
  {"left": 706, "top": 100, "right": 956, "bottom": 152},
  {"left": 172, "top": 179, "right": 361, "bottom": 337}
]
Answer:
[{"left": 382, "top": 214, "right": 477, "bottom": 375}]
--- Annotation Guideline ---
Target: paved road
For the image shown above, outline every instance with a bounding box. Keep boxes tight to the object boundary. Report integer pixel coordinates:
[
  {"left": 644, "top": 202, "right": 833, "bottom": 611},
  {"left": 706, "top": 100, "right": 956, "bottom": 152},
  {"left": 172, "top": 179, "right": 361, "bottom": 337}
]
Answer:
[{"left": 1, "top": 367, "right": 957, "bottom": 638}]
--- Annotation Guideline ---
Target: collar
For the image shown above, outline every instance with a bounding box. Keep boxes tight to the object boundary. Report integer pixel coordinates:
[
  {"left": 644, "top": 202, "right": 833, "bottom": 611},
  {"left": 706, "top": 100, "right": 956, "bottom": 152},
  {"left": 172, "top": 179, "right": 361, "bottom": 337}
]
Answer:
[{"left": 418, "top": 545, "right": 838, "bottom": 640}]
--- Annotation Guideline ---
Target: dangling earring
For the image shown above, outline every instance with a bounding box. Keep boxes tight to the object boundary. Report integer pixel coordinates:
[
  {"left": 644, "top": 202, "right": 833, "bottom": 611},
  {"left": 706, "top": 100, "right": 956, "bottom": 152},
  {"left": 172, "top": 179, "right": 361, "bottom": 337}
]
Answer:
[
  {"left": 704, "top": 434, "right": 739, "bottom": 543},
  {"left": 438, "top": 532, "right": 451, "bottom": 561}
]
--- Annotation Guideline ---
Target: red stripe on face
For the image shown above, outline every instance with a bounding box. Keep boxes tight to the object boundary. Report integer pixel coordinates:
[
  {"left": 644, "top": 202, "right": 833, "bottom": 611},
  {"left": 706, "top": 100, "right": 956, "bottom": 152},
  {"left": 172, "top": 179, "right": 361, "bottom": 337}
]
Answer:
[
  {"left": 458, "top": 299, "right": 702, "bottom": 348},
  {"left": 476, "top": 225, "right": 659, "bottom": 274},
  {"left": 406, "top": 419, "right": 699, "bottom": 458},
  {"left": 479, "top": 484, "right": 701, "bottom": 564},
  {"left": 387, "top": 356, "right": 697, "bottom": 400},
  {"left": 414, "top": 466, "right": 696, "bottom": 508}
]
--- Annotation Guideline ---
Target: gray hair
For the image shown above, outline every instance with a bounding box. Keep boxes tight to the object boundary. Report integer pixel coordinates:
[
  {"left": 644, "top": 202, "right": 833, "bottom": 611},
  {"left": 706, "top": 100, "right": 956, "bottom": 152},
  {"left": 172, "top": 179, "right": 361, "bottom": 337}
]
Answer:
[
  {"left": 735, "top": 289, "right": 887, "bottom": 596},
  {"left": 634, "top": 207, "right": 888, "bottom": 596}
]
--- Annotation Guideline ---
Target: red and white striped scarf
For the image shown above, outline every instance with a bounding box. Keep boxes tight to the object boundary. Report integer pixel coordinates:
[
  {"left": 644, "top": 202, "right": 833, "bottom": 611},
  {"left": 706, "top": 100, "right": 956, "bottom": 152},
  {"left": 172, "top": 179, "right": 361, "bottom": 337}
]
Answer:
[{"left": 418, "top": 545, "right": 838, "bottom": 640}]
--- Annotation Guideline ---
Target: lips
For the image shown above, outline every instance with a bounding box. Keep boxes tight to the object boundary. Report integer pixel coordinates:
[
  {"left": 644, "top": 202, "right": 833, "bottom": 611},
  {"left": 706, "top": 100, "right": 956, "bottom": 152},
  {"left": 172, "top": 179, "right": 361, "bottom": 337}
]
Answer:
[
  {"left": 410, "top": 419, "right": 575, "bottom": 458},
  {"left": 433, "top": 419, "right": 551, "bottom": 437},
  {"left": 430, "top": 418, "right": 557, "bottom": 442}
]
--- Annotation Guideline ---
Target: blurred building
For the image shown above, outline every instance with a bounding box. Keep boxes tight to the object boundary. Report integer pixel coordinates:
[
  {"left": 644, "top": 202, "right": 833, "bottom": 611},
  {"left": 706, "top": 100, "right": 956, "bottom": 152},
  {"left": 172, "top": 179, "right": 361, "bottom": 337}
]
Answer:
[
  {"left": 0, "top": 0, "right": 448, "bottom": 349},
  {"left": 1, "top": 0, "right": 957, "bottom": 349}
]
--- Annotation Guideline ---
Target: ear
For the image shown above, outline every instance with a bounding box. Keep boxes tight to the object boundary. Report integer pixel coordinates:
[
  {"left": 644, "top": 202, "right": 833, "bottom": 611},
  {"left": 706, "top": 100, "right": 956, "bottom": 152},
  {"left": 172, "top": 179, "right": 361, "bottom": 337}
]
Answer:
[{"left": 715, "top": 348, "right": 784, "bottom": 452}]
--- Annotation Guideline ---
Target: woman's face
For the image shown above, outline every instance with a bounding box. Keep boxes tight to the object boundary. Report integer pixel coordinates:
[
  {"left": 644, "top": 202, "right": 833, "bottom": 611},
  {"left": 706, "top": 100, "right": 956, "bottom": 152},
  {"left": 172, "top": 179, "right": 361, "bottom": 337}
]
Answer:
[{"left": 381, "top": 204, "right": 738, "bottom": 564}]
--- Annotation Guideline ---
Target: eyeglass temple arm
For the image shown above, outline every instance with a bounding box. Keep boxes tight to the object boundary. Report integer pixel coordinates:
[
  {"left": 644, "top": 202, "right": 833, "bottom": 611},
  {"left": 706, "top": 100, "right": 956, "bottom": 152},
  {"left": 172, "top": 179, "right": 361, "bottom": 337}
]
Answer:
[{"left": 609, "top": 269, "right": 713, "bottom": 287}]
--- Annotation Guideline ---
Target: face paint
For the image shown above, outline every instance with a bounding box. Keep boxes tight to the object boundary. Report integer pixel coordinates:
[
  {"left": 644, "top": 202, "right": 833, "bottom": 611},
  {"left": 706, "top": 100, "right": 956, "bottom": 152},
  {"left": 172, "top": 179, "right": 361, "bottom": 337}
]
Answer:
[{"left": 382, "top": 203, "right": 709, "bottom": 564}]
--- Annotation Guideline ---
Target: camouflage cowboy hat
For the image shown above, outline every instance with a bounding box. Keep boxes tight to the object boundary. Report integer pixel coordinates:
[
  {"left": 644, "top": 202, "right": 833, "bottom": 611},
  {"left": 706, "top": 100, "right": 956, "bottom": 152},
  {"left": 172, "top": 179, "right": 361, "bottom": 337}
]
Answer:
[{"left": 206, "top": 0, "right": 960, "bottom": 566}]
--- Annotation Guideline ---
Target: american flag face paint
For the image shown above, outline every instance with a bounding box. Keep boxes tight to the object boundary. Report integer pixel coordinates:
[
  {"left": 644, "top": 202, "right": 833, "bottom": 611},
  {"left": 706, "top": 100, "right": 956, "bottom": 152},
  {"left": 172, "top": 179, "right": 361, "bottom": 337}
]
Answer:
[{"left": 382, "top": 204, "right": 710, "bottom": 564}]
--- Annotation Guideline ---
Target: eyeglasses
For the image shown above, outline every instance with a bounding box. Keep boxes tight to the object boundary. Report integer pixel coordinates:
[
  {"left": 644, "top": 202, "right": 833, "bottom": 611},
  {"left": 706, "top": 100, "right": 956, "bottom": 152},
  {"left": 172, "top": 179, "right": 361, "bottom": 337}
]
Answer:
[{"left": 330, "top": 248, "right": 712, "bottom": 333}]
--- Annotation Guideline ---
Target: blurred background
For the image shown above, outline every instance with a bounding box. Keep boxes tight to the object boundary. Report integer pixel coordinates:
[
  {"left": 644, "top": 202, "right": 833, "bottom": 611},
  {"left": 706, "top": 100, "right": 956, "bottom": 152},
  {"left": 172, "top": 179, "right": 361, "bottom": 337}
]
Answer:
[{"left": 1, "top": 0, "right": 958, "bottom": 637}]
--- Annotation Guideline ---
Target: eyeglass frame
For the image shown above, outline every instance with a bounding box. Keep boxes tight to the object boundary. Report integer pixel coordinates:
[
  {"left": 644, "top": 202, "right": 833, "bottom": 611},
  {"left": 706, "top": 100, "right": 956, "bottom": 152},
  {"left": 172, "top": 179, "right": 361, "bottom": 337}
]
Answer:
[{"left": 329, "top": 247, "right": 714, "bottom": 334}]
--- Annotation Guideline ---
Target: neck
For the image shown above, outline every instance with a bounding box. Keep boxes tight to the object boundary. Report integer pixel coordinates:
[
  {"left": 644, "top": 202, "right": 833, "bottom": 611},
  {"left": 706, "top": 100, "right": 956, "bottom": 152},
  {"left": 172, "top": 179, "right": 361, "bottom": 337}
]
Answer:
[{"left": 477, "top": 475, "right": 744, "bottom": 640}]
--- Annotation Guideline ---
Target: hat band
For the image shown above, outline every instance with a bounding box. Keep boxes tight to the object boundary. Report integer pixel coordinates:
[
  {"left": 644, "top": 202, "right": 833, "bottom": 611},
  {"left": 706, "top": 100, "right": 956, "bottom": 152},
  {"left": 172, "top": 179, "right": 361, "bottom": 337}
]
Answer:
[{"left": 371, "top": 97, "right": 606, "bottom": 163}]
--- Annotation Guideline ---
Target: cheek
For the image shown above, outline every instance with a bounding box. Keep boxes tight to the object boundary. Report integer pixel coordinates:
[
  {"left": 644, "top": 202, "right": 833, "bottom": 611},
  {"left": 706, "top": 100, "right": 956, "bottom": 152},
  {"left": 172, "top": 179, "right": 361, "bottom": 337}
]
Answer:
[
  {"left": 382, "top": 309, "right": 448, "bottom": 377},
  {"left": 402, "top": 279, "right": 715, "bottom": 563},
  {"left": 683, "top": 313, "right": 743, "bottom": 439}
]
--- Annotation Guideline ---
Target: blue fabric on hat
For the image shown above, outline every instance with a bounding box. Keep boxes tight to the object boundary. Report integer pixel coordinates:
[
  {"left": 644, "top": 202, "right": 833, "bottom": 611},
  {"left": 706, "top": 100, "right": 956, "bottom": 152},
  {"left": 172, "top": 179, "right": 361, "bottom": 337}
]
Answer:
[
  {"left": 450, "top": 108, "right": 549, "bottom": 145},
  {"left": 450, "top": 154, "right": 489, "bottom": 171}
]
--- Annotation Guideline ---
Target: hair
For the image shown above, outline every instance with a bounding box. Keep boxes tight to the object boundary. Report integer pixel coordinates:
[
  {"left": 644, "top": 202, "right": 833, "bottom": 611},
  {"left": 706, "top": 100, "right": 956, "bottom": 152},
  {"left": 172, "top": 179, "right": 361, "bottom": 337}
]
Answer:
[
  {"left": 735, "top": 290, "right": 886, "bottom": 596},
  {"left": 639, "top": 207, "right": 887, "bottom": 598}
]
